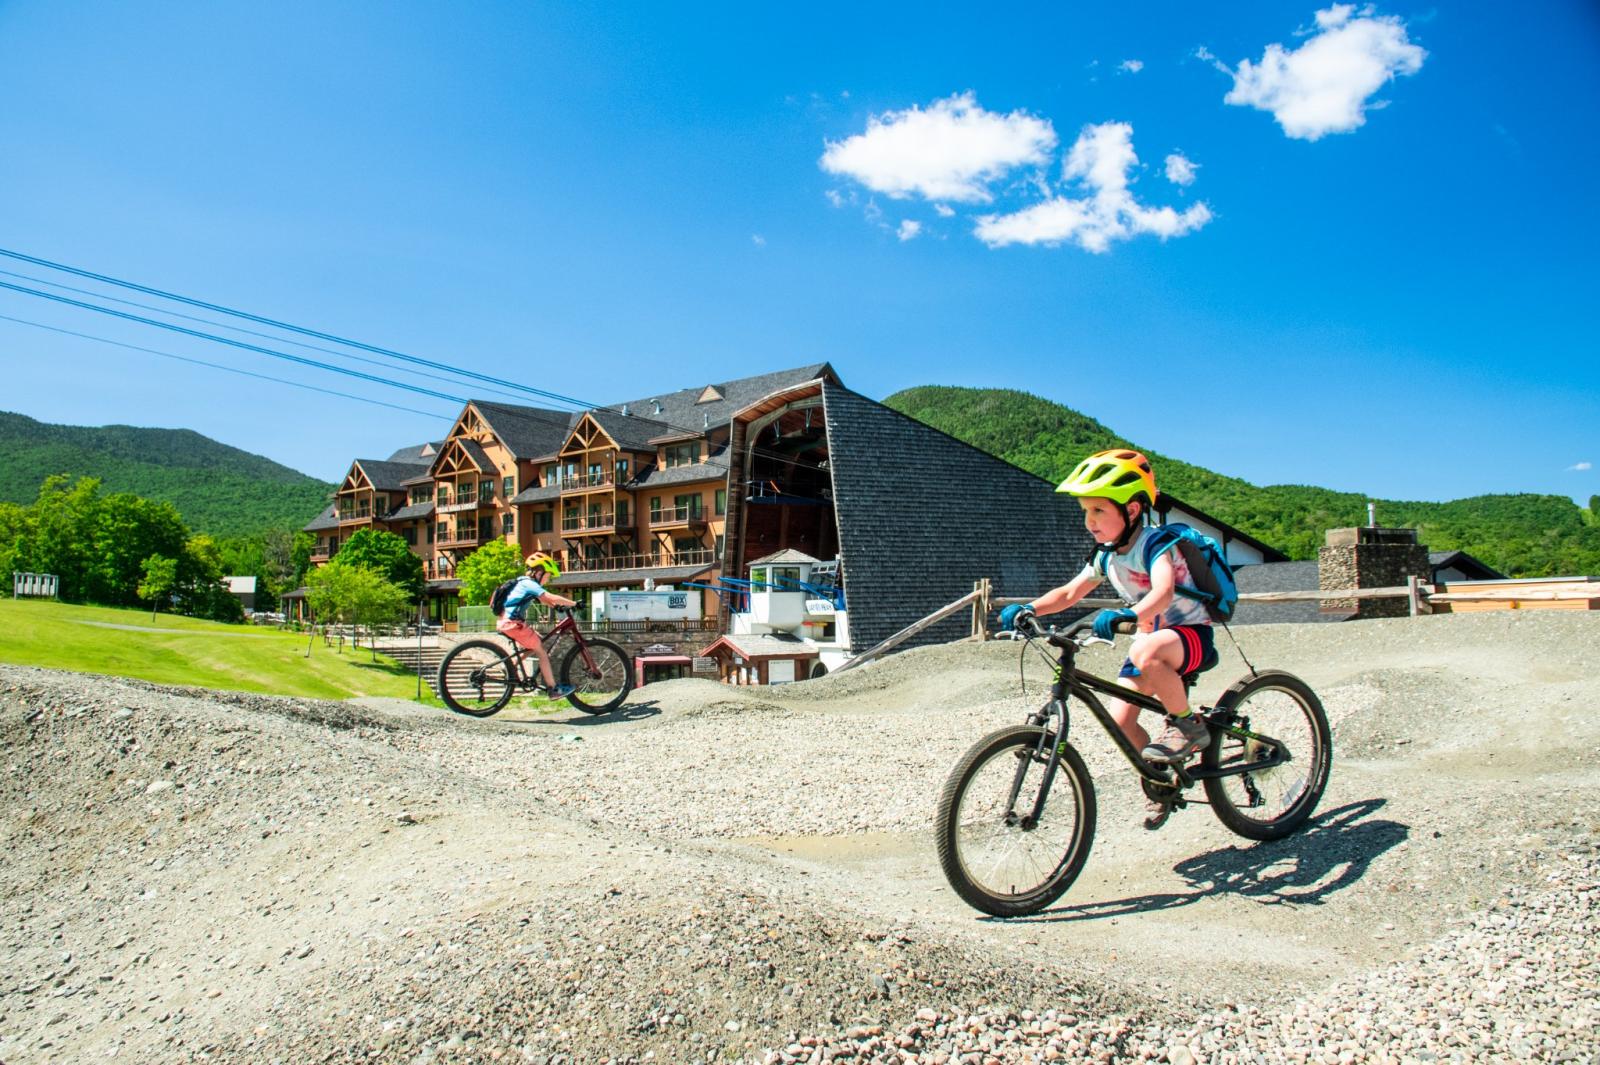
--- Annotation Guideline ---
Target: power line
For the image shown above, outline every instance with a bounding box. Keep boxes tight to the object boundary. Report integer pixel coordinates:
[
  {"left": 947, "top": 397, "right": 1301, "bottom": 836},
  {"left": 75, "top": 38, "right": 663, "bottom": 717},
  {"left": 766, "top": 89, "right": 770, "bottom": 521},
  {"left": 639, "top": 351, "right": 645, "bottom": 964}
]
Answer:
[
  {"left": 0, "top": 247, "right": 831, "bottom": 476},
  {"left": 0, "top": 279, "right": 468, "bottom": 405},
  {"left": 0, "top": 313, "right": 454, "bottom": 420},
  {"left": 0, "top": 267, "right": 537, "bottom": 404}
]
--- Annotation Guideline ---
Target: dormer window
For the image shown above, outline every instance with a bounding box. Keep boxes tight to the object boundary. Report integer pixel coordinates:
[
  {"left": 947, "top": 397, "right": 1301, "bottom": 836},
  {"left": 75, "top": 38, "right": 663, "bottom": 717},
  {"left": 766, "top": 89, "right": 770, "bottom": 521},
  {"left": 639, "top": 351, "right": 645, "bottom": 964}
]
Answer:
[{"left": 664, "top": 442, "right": 699, "bottom": 468}]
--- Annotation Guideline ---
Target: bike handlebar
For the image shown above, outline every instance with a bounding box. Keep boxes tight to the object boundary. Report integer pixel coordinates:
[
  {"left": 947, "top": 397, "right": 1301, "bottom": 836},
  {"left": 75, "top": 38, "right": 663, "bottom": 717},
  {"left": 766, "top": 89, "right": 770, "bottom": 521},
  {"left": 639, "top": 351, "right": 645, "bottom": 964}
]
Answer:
[{"left": 1016, "top": 612, "right": 1137, "bottom": 647}]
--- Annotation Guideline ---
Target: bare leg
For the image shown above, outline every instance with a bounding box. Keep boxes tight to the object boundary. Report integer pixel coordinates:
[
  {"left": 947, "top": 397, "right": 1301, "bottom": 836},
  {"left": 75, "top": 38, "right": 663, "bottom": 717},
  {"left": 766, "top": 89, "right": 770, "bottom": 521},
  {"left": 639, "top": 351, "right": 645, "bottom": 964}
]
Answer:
[
  {"left": 1108, "top": 685, "right": 1153, "bottom": 752},
  {"left": 1127, "top": 631, "right": 1191, "bottom": 718}
]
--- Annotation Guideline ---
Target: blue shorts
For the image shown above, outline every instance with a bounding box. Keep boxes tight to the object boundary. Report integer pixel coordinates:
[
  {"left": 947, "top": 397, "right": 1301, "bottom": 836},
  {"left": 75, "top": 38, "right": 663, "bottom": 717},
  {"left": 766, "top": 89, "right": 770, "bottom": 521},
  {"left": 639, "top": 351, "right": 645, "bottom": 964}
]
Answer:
[{"left": 1118, "top": 624, "right": 1216, "bottom": 680}]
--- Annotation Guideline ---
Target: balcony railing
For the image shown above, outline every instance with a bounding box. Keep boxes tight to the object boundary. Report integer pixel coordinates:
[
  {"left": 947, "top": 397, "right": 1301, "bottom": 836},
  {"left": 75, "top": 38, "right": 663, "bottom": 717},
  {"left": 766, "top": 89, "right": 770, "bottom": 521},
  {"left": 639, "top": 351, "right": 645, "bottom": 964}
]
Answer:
[
  {"left": 310, "top": 546, "right": 333, "bottom": 561},
  {"left": 649, "top": 506, "right": 706, "bottom": 528},
  {"left": 561, "top": 548, "right": 717, "bottom": 574},
  {"left": 436, "top": 528, "right": 483, "bottom": 548},
  {"left": 560, "top": 512, "right": 637, "bottom": 535},
  {"left": 336, "top": 508, "right": 372, "bottom": 523}
]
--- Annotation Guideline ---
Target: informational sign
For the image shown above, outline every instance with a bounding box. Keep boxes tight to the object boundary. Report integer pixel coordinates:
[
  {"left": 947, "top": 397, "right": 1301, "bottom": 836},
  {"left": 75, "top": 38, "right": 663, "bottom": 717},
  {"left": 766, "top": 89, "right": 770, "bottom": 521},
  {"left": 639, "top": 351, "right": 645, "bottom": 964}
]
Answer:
[
  {"left": 604, "top": 590, "right": 699, "bottom": 621},
  {"left": 692, "top": 657, "right": 718, "bottom": 674}
]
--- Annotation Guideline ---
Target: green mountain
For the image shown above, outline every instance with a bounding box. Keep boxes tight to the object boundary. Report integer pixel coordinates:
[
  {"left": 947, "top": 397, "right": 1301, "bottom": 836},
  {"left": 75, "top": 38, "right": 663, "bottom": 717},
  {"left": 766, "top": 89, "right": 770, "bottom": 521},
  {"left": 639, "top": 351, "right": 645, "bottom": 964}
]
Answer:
[
  {"left": 0, "top": 411, "right": 333, "bottom": 538},
  {"left": 885, "top": 386, "right": 1600, "bottom": 578}
]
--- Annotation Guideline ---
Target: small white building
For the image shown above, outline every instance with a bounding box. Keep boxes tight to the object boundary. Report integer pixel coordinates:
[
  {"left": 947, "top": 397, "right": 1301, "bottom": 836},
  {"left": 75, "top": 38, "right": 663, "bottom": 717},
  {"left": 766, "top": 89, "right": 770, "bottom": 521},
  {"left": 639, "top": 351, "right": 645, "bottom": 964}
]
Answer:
[{"left": 699, "top": 549, "right": 851, "bottom": 683}]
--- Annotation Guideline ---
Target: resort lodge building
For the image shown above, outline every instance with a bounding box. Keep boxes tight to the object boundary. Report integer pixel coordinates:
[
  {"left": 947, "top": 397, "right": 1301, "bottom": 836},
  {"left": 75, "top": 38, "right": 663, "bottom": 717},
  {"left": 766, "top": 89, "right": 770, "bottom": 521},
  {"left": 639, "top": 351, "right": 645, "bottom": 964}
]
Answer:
[{"left": 300, "top": 363, "right": 1286, "bottom": 655}]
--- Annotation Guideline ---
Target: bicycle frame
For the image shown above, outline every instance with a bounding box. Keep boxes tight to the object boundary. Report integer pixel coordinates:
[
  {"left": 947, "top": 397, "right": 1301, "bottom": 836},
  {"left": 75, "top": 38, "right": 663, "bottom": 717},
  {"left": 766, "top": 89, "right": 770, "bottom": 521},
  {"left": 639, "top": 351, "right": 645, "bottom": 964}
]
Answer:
[
  {"left": 498, "top": 608, "right": 604, "bottom": 684},
  {"left": 1016, "top": 624, "right": 1291, "bottom": 815}
]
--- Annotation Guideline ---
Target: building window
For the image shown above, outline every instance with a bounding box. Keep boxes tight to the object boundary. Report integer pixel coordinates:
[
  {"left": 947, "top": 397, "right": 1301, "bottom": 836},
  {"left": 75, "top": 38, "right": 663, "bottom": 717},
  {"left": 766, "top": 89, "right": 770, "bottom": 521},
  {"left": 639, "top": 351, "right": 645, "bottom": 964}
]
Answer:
[
  {"left": 502, "top": 513, "right": 515, "bottom": 535},
  {"left": 649, "top": 496, "right": 662, "bottom": 520},
  {"left": 617, "top": 501, "right": 630, "bottom": 527},
  {"left": 664, "top": 442, "right": 699, "bottom": 468},
  {"left": 412, "top": 486, "right": 433, "bottom": 504},
  {"left": 715, "top": 488, "right": 726, "bottom": 515},
  {"left": 426, "top": 523, "right": 435, "bottom": 545},
  {"left": 588, "top": 462, "right": 604, "bottom": 484},
  {"left": 503, "top": 475, "right": 515, "bottom": 497},
  {"left": 479, "top": 480, "right": 494, "bottom": 503},
  {"left": 437, "top": 485, "right": 451, "bottom": 506},
  {"left": 543, "top": 463, "right": 558, "bottom": 487},
  {"left": 616, "top": 459, "right": 630, "bottom": 482},
  {"left": 714, "top": 533, "right": 726, "bottom": 559},
  {"left": 436, "top": 521, "right": 447, "bottom": 542},
  {"left": 533, "top": 510, "right": 553, "bottom": 533},
  {"left": 460, "top": 481, "right": 475, "bottom": 503},
  {"left": 478, "top": 515, "right": 494, "bottom": 541},
  {"left": 403, "top": 527, "right": 416, "bottom": 546},
  {"left": 674, "top": 492, "right": 703, "bottom": 518}
]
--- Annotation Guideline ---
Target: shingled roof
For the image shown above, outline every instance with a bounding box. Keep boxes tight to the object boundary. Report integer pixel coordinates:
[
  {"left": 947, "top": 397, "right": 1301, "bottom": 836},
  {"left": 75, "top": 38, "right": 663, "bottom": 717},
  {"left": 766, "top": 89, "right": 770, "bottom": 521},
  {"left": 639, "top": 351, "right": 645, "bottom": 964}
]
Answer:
[
  {"left": 629, "top": 461, "right": 728, "bottom": 489},
  {"left": 356, "top": 458, "right": 430, "bottom": 491},
  {"left": 385, "top": 441, "right": 443, "bottom": 464},
  {"left": 303, "top": 504, "right": 339, "bottom": 532},
  {"left": 585, "top": 408, "right": 675, "bottom": 452},
  {"left": 614, "top": 363, "right": 838, "bottom": 434},
  {"left": 470, "top": 402, "right": 577, "bottom": 460},
  {"left": 820, "top": 381, "right": 1098, "bottom": 654}
]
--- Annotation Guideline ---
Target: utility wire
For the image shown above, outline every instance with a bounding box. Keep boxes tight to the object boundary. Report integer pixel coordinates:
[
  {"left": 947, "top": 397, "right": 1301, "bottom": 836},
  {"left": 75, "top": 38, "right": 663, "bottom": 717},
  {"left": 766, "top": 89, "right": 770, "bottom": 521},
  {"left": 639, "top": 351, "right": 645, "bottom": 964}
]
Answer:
[
  {"left": 0, "top": 313, "right": 454, "bottom": 420},
  {"left": 0, "top": 279, "right": 467, "bottom": 405},
  {"left": 0, "top": 247, "right": 829, "bottom": 476},
  {"left": 0, "top": 267, "right": 536, "bottom": 404}
]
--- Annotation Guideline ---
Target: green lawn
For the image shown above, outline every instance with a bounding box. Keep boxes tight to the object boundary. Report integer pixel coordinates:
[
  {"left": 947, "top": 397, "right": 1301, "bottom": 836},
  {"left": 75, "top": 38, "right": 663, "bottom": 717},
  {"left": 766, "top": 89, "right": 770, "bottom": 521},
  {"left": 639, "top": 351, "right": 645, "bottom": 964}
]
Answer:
[{"left": 0, "top": 599, "right": 438, "bottom": 703}]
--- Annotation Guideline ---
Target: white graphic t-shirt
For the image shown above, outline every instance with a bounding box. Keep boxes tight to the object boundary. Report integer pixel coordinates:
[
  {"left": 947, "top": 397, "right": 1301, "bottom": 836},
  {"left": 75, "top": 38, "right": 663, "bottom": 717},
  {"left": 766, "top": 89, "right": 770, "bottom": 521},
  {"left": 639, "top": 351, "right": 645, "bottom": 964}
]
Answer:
[{"left": 1077, "top": 526, "right": 1211, "bottom": 629}]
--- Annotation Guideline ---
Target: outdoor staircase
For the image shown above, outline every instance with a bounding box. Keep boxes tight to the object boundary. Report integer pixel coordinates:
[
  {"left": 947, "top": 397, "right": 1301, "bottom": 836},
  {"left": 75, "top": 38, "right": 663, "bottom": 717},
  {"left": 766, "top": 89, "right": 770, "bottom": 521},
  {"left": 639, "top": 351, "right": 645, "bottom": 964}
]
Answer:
[{"left": 372, "top": 643, "right": 446, "bottom": 696}]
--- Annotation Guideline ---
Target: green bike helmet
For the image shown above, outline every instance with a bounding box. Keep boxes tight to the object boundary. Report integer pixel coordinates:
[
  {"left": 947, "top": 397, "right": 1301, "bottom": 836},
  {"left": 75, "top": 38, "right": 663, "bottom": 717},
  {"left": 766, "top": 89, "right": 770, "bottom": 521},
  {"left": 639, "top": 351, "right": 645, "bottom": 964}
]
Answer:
[{"left": 1055, "top": 449, "right": 1157, "bottom": 507}]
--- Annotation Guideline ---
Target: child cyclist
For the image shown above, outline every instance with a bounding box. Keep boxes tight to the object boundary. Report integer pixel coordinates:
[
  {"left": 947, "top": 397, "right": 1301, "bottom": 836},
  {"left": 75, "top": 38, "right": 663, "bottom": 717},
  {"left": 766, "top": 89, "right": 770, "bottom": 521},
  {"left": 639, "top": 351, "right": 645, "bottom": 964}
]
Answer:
[
  {"left": 498, "top": 552, "right": 578, "bottom": 699},
  {"left": 998, "top": 450, "right": 1216, "bottom": 827}
]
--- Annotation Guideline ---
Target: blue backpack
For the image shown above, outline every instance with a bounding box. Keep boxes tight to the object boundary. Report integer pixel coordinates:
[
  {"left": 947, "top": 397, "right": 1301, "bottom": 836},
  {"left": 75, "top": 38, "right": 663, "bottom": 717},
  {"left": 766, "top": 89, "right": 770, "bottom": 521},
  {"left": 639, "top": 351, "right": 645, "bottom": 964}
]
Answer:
[{"left": 1095, "top": 523, "right": 1239, "bottom": 623}]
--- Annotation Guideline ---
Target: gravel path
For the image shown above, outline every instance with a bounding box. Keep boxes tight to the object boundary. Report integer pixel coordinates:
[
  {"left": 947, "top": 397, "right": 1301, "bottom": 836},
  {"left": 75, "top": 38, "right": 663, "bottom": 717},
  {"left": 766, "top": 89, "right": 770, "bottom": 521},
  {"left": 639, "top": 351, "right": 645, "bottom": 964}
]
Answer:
[{"left": 1, "top": 610, "right": 1596, "bottom": 1063}]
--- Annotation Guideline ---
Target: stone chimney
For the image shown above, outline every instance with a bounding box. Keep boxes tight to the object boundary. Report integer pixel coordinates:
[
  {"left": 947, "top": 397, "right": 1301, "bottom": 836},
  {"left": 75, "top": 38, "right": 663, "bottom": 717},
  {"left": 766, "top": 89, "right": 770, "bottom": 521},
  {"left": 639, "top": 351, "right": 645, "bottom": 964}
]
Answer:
[{"left": 1319, "top": 526, "right": 1431, "bottom": 619}]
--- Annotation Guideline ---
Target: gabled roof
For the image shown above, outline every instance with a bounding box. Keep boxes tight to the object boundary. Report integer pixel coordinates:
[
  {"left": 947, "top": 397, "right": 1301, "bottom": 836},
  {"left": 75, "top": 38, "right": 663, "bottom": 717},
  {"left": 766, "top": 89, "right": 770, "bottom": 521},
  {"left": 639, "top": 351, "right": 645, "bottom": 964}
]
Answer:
[
  {"left": 469, "top": 401, "right": 578, "bottom": 460},
  {"left": 1430, "top": 550, "right": 1505, "bottom": 581},
  {"left": 1160, "top": 494, "right": 1289, "bottom": 564},
  {"left": 697, "top": 632, "right": 818, "bottom": 660},
  {"left": 385, "top": 441, "right": 443, "bottom": 464},
  {"left": 356, "top": 458, "right": 430, "bottom": 491},
  {"left": 585, "top": 408, "right": 675, "bottom": 452},
  {"left": 303, "top": 504, "right": 339, "bottom": 532},
  {"left": 748, "top": 549, "right": 820, "bottom": 568}
]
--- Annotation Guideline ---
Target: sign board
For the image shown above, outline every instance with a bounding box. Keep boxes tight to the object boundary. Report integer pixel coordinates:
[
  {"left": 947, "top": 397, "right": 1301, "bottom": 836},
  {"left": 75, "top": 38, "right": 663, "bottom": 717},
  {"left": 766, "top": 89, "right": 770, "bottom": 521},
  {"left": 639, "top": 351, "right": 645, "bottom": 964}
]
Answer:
[
  {"left": 641, "top": 643, "right": 677, "bottom": 655},
  {"left": 605, "top": 590, "right": 700, "bottom": 621},
  {"left": 692, "top": 657, "right": 718, "bottom": 674}
]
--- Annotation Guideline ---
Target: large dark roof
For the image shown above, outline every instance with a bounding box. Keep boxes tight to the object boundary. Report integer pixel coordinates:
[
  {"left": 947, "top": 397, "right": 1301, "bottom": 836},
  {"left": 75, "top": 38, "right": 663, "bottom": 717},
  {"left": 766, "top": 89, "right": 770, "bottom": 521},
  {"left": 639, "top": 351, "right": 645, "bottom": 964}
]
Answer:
[
  {"left": 1430, "top": 550, "right": 1505, "bottom": 581},
  {"left": 587, "top": 408, "right": 675, "bottom": 452},
  {"left": 387, "top": 501, "right": 435, "bottom": 521},
  {"left": 356, "top": 458, "right": 430, "bottom": 491},
  {"left": 821, "top": 381, "right": 1098, "bottom": 655},
  {"left": 614, "top": 363, "right": 839, "bottom": 434},
  {"left": 510, "top": 484, "right": 562, "bottom": 504}
]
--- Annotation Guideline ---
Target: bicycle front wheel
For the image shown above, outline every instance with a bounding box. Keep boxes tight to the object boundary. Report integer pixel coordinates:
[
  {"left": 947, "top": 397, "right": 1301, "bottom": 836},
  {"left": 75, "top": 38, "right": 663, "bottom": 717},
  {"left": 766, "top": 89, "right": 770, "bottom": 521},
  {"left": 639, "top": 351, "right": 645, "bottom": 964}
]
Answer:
[
  {"left": 1202, "top": 670, "right": 1332, "bottom": 841},
  {"left": 436, "top": 639, "right": 517, "bottom": 717},
  {"left": 935, "top": 725, "right": 1096, "bottom": 918},
  {"left": 560, "top": 638, "right": 633, "bottom": 715}
]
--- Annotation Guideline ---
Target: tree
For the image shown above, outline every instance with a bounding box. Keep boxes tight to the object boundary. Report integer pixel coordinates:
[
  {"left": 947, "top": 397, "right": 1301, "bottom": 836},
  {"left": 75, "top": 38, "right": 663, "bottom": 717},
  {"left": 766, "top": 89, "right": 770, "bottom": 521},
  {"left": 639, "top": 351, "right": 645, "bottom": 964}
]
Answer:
[
  {"left": 290, "top": 531, "right": 315, "bottom": 589},
  {"left": 175, "top": 534, "right": 244, "bottom": 623},
  {"left": 455, "top": 538, "right": 524, "bottom": 605},
  {"left": 336, "top": 528, "right": 424, "bottom": 601},
  {"left": 138, "top": 555, "right": 178, "bottom": 620},
  {"left": 306, "top": 560, "right": 410, "bottom": 655},
  {"left": 89, "top": 493, "right": 188, "bottom": 607}
]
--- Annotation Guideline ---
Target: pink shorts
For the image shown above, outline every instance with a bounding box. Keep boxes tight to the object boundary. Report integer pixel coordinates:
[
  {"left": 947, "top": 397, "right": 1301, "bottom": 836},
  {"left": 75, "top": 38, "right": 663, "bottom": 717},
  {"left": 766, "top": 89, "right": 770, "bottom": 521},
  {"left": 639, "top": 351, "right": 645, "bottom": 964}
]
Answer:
[{"left": 496, "top": 617, "right": 544, "bottom": 653}]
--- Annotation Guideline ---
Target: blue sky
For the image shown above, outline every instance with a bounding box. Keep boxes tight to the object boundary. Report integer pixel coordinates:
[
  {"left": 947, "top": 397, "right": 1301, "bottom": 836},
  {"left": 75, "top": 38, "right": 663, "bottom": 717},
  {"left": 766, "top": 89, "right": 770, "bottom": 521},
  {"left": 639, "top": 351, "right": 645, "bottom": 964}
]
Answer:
[{"left": 1, "top": 1, "right": 1595, "bottom": 505}]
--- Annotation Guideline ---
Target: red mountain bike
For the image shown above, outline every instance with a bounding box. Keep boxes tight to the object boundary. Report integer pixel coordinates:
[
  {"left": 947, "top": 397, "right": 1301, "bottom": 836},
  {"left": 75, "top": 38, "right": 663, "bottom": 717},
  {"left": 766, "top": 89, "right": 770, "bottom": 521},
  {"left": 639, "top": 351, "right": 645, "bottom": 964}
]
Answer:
[{"left": 436, "top": 608, "right": 633, "bottom": 716}]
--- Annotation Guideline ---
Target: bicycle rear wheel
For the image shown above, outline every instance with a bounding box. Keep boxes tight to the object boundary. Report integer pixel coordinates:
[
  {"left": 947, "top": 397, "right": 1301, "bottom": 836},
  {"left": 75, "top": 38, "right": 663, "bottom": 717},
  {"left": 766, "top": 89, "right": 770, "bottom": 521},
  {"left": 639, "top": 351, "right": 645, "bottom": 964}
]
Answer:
[
  {"left": 935, "top": 725, "right": 1096, "bottom": 918},
  {"left": 436, "top": 639, "right": 518, "bottom": 717},
  {"left": 1202, "top": 670, "right": 1331, "bottom": 841},
  {"left": 560, "top": 638, "right": 633, "bottom": 715}
]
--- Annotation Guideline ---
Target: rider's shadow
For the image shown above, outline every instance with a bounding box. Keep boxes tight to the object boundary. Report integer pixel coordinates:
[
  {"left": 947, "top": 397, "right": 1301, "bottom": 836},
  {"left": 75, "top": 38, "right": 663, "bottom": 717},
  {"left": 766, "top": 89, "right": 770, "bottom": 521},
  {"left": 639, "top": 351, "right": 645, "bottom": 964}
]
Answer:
[
  {"left": 1011, "top": 798, "right": 1407, "bottom": 923},
  {"left": 493, "top": 698, "right": 663, "bottom": 727}
]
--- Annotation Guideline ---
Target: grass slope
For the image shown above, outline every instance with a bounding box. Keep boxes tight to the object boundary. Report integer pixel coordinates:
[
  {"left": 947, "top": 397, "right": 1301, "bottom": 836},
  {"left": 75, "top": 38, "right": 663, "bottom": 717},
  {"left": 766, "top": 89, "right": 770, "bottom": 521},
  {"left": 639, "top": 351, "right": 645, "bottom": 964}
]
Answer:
[
  {"left": 0, "top": 410, "right": 332, "bottom": 538},
  {"left": 885, "top": 386, "right": 1600, "bottom": 577},
  {"left": 0, "top": 599, "right": 435, "bottom": 703}
]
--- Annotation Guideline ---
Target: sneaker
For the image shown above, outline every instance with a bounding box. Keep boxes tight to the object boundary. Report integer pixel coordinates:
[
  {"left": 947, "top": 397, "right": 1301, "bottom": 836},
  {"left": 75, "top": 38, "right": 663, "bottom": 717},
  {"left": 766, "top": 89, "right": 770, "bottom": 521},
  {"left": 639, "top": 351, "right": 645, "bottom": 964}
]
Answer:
[
  {"left": 544, "top": 683, "right": 576, "bottom": 699},
  {"left": 1143, "top": 797, "right": 1173, "bottom": 831},
  {"left": 1143, "top": 713, "right": 1210, "bottom": 765}
]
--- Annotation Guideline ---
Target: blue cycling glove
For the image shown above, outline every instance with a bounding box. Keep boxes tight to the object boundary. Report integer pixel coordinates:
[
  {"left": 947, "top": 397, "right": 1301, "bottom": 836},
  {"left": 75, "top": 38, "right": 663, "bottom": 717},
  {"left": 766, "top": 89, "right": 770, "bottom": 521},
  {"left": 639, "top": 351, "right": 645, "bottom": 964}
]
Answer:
[
  {"left": 1091, "top": 607, "right": 1137, "bottom": 640},
  {"left": 997, "top": 603, "right": 1034, "bottom": 631}
]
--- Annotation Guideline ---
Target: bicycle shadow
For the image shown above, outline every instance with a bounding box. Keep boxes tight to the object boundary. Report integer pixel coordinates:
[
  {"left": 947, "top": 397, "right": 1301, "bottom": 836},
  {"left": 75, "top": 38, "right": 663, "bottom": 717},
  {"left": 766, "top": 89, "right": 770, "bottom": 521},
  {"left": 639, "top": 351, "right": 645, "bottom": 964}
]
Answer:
[
  {"left": 492, "top": 698, "right": 664, "bottom": 727},
  {"left": 1006, "top": 798, "right": 1407, "bottom": 924}
]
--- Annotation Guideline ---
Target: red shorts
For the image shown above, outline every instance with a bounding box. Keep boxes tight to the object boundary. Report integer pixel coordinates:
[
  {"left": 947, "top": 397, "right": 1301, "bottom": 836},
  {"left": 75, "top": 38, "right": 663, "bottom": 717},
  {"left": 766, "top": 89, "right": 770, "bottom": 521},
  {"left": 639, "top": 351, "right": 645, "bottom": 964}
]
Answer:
[
  {"left": 496, "top": 617, "right": 544, "bottom": 653},
  {"left": 1118, "top": 624, "right": 1216, "bottom": 679}
]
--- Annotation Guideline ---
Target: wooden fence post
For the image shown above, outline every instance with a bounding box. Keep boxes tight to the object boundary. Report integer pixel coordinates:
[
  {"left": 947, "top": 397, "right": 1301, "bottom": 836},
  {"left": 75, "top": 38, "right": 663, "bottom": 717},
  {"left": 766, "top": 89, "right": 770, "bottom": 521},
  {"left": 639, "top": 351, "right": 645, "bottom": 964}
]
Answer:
[{"left": 1407, "top": 575, "right": 1431, "bottom": 617}]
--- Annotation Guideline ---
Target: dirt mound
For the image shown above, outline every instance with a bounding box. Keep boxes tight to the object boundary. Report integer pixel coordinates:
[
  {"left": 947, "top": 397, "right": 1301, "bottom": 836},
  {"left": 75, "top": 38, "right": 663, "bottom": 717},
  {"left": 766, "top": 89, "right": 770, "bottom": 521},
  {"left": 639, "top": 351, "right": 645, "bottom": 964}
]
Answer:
[{"left": 3, "top": 611, "right": 1598, "bottom": 1064}]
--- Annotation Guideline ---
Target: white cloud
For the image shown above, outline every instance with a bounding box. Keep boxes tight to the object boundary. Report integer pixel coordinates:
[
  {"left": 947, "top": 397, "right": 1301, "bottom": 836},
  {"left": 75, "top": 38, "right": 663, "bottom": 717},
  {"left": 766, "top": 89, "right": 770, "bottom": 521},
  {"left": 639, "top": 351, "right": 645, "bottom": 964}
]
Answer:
[
  {"left": 975, "top": 122, "right": 1211, "bottom": 252},
  {"left": 1218, "top": 4, "right": 1427, "bottom": 140},
  {"left": 819, "top": 91, "right": 1057, "bottom": 203},
  {"left": 1118, "top": 59, "right": 1144, "bottom": 74},
  {"left": 897, "top": 219, "right": 923, "bottom": 242},
  {"left": 1569, "top": 461, "right": 1593, "bottom": 472},
  {"left": 751, "top": 234, "right": 766, "bottom": 247},
  {"left": 824, "top": 189, "right": 846, "bottom": 208},
  {"left": 933, "top": 203, "right": 955, "bottom": 217},
  {"left": 1164, "top": 152, "right": 1198, "bottom": 186}
]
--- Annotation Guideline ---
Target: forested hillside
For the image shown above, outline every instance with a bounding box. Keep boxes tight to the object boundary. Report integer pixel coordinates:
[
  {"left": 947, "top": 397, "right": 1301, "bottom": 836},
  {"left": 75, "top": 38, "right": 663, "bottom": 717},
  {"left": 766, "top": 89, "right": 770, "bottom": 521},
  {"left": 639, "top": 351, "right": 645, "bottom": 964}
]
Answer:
[
  {"left": 0, "top": 411, "right": 332, "bottom": 538},
  {"left": 886, "top": 387, "right": 1600, "bottom": 577}
]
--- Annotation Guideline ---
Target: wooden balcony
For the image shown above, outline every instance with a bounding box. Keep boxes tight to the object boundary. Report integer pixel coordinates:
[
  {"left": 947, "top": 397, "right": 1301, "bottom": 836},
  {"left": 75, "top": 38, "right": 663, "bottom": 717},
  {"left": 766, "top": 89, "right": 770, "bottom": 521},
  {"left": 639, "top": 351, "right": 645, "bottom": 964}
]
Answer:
[
  {"left": 436, "top": 528, "right": 483, "bottom": 549},
  {"left": 336, "top": 508, "right": 373, "bottom": 524},
  {"left": 560, "top": 512, "right": 636, "bottom": 536},
  {"left": 561, "top": 548, "right": 716, "bottom": 574},
  {"left": 648, "top": 506, "right": 707, "bottom": 530},
  {"left": 557, "top": 471, "right": 615, "bottom": 492},
  {"left": 309, "top": 546, "right": 333, "bottom": 561}
]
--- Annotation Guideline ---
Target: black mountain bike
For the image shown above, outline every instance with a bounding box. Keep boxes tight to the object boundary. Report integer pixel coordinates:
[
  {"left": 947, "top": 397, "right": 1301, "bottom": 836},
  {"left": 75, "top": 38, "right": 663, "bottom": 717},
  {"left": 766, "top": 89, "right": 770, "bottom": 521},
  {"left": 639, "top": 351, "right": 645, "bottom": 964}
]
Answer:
[
  {"left": 935, "top": 614, "right": 1332, "bottom": 917},
  {"left": 436, "top": 608, "right": 633, "bottom": 716}
]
